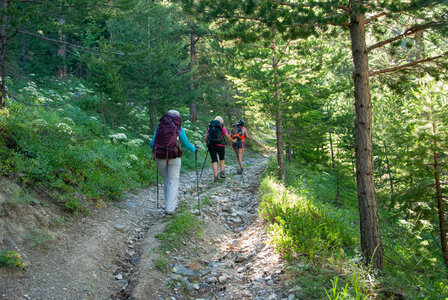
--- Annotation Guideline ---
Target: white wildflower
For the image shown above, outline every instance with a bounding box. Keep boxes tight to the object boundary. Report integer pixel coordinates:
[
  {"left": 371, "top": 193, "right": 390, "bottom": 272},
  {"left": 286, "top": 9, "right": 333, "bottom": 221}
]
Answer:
[
  {"left": 62, "top": 117, "right": 74, "bottom": 125},
  {"left": 109, "top": 133, "right": 127, "bottom": 141},
  {"left": 33, "top": 119, "right": 48, "bottom": 127},
  {"left": 90, "top": 117, "right": 98, "bottom": 121},
  {"left": 140, "top": 134, "right": 150, "bottom": 140},
  {"left": 129, "top": 154, "right": 138, "bottom": 161},
  {"left": 127, "top": 139, "right": 144, "bottom": 147},
  {"left": 118, "top": 126, "right": 127, "bottom": 131},
  {"left": 56, "top": 122, "right": 73, "bottom": 135},
  {"left": 123, "top": 162, "right": 132, "bottom": 169}
]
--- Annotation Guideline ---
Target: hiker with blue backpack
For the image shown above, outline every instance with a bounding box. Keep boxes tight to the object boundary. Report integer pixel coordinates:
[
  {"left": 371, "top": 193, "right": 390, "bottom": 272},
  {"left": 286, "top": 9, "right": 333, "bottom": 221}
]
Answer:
[
  {"left": 150, "top": 110, "right": 197, "bottom": 215},
  {"left": 231, "top": 120, "right": 249, "bottom": 174},
  {"left": 205, "top": 116, "right": 236, "bottom": 182}
]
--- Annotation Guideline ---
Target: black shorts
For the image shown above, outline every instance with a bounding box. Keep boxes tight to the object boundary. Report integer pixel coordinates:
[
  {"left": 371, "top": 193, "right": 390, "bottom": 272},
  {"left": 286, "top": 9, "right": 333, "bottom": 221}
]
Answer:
[
  {"left": 232, "top": 140, "right": 245, "bottom": 150},
  {"left": 208, "top": 144, "right": 225, "bottom": 163}
]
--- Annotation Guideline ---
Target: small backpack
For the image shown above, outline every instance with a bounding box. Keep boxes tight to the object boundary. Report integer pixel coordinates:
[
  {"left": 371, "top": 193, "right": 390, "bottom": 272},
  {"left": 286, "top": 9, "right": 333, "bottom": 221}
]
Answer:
[
  {"left": 231, "top": 124, "right": 244, "bottom": 141},
  {"left": 153, "top": 113, "right": 183, "bottom": 162},
  {"left": 207, "top": 120, "right": 223, "bottom": 145}
]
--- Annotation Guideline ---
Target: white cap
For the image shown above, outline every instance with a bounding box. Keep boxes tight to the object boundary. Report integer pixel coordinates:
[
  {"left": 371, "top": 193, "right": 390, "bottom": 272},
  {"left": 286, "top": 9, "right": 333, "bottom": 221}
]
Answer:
[
  {"left": 214, "top": 116, "right": 224, "bottom": 124},
  {"left": 167, "top": 110, "right": 180, "bottom": 116}
]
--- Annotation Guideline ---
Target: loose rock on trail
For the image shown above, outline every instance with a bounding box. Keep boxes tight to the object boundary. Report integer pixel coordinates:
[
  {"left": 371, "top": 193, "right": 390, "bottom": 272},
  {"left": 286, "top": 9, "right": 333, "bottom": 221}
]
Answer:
[{"left": 1, "top": 155, "right": 297, "bottom": 300}]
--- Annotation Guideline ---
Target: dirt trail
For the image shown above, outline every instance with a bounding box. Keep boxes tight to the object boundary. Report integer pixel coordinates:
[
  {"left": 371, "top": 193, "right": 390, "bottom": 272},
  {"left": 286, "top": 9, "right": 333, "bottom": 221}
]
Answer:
[{"left": 1, "top": 155, "right": 295, "bottom": 300}]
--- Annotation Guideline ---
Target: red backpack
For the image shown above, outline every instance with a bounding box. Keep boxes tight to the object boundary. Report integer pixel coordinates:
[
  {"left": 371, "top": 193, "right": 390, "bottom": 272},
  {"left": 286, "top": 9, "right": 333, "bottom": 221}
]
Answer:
[{"left": 153, "top": 113, "right": 183, "bottom": 162}]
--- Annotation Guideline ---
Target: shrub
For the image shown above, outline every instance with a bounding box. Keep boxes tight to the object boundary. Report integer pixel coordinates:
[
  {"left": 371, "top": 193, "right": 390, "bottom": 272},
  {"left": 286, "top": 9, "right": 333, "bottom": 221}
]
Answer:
[{"left": 0, "top": 249, "right": 25, "bottom": 269}]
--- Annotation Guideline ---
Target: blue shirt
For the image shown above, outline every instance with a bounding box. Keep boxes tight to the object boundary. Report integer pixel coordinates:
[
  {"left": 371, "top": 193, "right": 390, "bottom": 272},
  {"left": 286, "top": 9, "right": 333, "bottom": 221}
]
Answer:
[{"left": 149, "top": 126, "right": 196, "bottom": 152}]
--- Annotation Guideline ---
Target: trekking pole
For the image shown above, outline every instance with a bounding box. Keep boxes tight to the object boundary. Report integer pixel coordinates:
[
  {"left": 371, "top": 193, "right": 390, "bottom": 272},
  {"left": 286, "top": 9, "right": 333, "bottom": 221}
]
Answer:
[
  {"left": 199, "top": 150, "right": 208, "bottom": 182},
  {"left": 195, "top": 148, "right": 201, "bottom": 215},
  {"left": 156, "top": 164, "right": 160, "bottom": 209}
]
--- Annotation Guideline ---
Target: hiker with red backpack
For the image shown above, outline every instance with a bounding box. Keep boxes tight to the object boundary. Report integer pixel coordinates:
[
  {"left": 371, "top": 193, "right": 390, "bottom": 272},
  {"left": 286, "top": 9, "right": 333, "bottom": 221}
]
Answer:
[
  {"left": 205, "top": 116, "right": 236, "bottom": 182},
  {"left": 149, "top": 110, "right": 197, "bottom": 215},
  {"left": 231, "top": 120, "right": 249, "bottom": 174}
]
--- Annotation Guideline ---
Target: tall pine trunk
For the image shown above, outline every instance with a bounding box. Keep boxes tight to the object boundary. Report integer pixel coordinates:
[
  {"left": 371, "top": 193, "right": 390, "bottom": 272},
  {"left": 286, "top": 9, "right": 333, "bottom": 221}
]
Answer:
[
  {"left": 432, "top": 121, "right": 448, "bottom": 271},
  {"left": 329, "top": 132, "right": 340, "bottom": 205},
  {"left": 349, "top": 6, "right": 383, "bottom": 269},
  {"left": 189, "top": 32, "right": 197, "bottom": 122},
  {"left": 0, "top": 0, "right": 9, "bottom": 109},
  {"left": 57, "top": 18, "right": 67, "bottom": 81},
  {"left": 272, "top": 43, "right": 285, "bottom": 181}
]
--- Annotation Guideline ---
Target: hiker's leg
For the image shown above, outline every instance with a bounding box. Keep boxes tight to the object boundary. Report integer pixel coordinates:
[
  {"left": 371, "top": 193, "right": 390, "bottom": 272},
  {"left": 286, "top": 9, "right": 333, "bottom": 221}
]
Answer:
[
  {"left": 209, "top": 145, "right": 219, "bottom": 177},
  {"left": 220, "top": 160, "right": 225, "bottom": 172},
  {"left": 212, "top": 162, "right": 218, "bottom": 176},
  {"left": 237, "top": 148, "right": 243, "bottom": 168},
  {"left": 218, "top": 146, "right": 225, "bottom": 172},
  {"left": 165, "top": 158, "right": 181, "bottom": 213}
]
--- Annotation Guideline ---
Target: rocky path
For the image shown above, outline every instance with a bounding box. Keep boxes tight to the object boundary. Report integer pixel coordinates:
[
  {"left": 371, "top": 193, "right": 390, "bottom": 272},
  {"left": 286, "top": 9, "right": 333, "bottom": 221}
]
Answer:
[{"left": 1, "top": 155, "right": 296, "bottom": 300}]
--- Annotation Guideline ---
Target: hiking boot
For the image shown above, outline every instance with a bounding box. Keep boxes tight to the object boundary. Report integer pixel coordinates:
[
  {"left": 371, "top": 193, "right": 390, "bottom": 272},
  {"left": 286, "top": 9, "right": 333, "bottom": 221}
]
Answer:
[
  {"left": 237, "top": 168, "right": 243, "bottom": 174},
  {"left": 220, "top": 171, "right": 226, "bottom": 178},
  {"left": 214, "top": 175, "right": 219, "bottom": 182}
]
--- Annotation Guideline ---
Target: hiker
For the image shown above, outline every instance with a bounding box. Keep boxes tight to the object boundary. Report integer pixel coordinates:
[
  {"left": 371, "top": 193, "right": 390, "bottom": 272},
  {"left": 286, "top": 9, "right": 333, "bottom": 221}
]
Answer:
[
  {"left": 231, "top": 120, "right": 249, "bottom": 174},
  {"left": 149, "top": 110, "right": 197, "bottom": 215},
  {"left": 205, "top": 116, "right": 236, "bottom": 181}
]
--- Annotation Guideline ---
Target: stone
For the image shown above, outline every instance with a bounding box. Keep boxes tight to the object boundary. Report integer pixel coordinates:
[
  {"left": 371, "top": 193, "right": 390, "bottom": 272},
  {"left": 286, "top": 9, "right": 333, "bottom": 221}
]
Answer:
[
  {"left": 188, "top": 260, "right": 200, "bottom": 271},
  {"left": 206, "top": 276, "right": 218, "bottom": 284},
  {"left": 288, "top": 294, "right": 295, "bottom": 300},
  {"left": 255, "top": 276, "right": 265, "bottom": 283},
  {"left": 267, "top": 294, "right": 277, "bottom": 300},
  {"left": 115, "top": 274, "right": 123, "bottom": 280},
  {"left": 174, "top": 265, "right": 200, "bottom": 281},
  {"left": 193, "top": 283, "right": 200, "bottom": 290},
  {"left": 114, "top": 224, "right": 126, "bottom": 231},
  {"left": 218, "top": 275, "right": 227, "bottom": 284},
  {"left": 234, "top": 254, "right": 247, "bottom": 263}
]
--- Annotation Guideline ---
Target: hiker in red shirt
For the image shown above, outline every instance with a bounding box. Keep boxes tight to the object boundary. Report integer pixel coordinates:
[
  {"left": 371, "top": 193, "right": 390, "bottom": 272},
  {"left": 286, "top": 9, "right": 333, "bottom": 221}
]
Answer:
[
  {"left": 205, "top": 116, "right": 236, "bottom": 181},
  {"left": 231, "top": 120, "right": 249, "bottom": 174}
]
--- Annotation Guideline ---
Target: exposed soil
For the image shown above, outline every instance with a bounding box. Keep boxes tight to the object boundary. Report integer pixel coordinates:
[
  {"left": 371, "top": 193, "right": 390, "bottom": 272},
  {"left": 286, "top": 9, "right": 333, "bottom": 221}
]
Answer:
[{"left": 0, "top": 155, "right": 296, "bottom": 300}]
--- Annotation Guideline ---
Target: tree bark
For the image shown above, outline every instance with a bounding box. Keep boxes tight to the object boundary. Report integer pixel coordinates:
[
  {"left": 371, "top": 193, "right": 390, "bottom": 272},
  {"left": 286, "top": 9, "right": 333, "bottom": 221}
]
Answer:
[
  {"left": 99, "top": 88, "right": 107, "bottom": 136},
  {"left": 432, "top": 122, "right": 448, "bottom": 271},
  {"left": 272, "top": 45, "right": 285, "bottom": 180},
  {"left": 349, "top": 5, "right": 383, "bottom": 269},
  {"left": 57, "top": 17, "right": 67, "bottom": 81},
  {"left": 383, "top": 143, "right": 394, "bottom": 196},
  {"left": 329, "top": 131, "right": 340, "bottom": 205},
  {"left": 189, "top": 32, "right": 197, "bottom": 122},
  {"left": 0, "top": 0, "right": 9, "bottom": 109}
]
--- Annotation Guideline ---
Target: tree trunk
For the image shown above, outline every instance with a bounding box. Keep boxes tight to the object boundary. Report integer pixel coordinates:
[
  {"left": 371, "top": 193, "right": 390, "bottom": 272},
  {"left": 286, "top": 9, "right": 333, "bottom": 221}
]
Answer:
[
  {"left": 99, "top": 89, "right": 107, "bottom": 136},
  {"left": 0, "top": 0, "right": 9, "bottom": 109},
  {"left": 432, "top": 122, "right": 448, "bottom": 271},
  {"left": 329, "top": 132, "right": 340, "bottom": 205},
  {"left": 349, "top": 6, "right": 383, "bottom": 269},
  {"left": 57, "top": 18, "right": 67, "bottom": 81},
  {"left": 272, "top": 41, "right": 285, "bottom": 181},
  {"left": 383, "top": 143, "right": 394, "bottom": 196},
  {"left": 189, "top": 32, "right": 197, "bottom": 122}
]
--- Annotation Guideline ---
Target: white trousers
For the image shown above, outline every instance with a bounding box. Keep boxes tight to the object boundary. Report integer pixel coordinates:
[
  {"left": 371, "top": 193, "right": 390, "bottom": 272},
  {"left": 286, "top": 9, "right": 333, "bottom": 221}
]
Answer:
[{"left": 156, "top": 158, "right": 181, "bottom": 213}]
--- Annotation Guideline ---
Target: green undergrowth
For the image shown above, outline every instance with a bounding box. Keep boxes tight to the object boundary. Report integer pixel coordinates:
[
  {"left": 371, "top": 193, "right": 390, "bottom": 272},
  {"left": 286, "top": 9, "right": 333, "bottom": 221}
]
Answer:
[
  {"left": 0, "top": 249, "right": 25, "bottom": 269},
  {"left": 0, "top": 77, "right": 208, "bottom": 215},
  {"left": 259, "top": 157, "right": 448, "bottom": 298},
  {"left": 156, "top": 209, "right": 203, "bottom": 252}
]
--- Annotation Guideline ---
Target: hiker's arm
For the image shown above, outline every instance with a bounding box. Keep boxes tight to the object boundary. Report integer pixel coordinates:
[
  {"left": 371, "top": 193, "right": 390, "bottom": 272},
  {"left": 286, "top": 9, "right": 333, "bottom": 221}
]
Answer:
[
  {"left": 149, "top": 127, "right": 158, "bottom": 148},
  {"left": 244, "top": 127, "right": 249, "bottom": 139},
  {"left": 179, "top": 127, "right": 197, "bottom": 152},
  {"left": 225, "top": 133, "right": 236, "bottom": 143}
]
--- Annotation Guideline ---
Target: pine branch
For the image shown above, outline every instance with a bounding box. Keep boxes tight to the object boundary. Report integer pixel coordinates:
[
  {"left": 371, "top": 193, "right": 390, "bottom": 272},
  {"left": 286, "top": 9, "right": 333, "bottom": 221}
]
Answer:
[
  {"left": 367, "top": 22, "right": 440, "bottom": 53},
  {"left": 17, "top": 30, "right": 125, "bottom": 56},
  {"left": 369, "top": 51, "right": 448, "bottom": 77}
]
